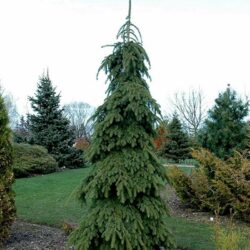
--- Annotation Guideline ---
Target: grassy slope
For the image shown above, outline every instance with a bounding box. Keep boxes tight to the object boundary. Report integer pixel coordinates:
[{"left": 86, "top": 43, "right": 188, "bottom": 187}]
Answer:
[{"left": 14, "top": 168, "right": 214, "bottom": 250}]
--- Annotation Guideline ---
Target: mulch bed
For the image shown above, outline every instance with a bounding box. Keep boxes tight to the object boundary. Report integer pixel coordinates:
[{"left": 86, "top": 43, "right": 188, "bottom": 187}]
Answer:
[
  {"left": 163, "top": 184, "right": 214, "bottom": 223},
  {"left": 4, "top": 221, "right": 67, "bottom": 250}
]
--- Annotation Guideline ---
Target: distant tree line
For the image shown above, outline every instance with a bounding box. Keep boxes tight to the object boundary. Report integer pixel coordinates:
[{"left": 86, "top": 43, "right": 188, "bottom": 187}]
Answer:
[
  {"left": 155, "top": 85, "right": 249, "bottom": 161},
  {"left": 2, "top": 79, "right": 250, "bottom": 163}
]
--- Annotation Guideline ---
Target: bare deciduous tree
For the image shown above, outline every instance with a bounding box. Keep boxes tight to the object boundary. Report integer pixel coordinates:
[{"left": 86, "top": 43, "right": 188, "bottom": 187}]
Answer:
[
  {"left": 171, "top": 88, "right": 207, "bottom": 137},
  {"left": 0, "top": 83, "right": 19, "bottom": 128},
  {"left": 63, "top": 101, "right": 95, "bottom": 141}
]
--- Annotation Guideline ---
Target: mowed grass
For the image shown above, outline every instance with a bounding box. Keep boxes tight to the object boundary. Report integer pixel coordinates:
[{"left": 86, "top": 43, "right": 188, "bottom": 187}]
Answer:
[
  {"left": 165, "top": 164, "right": 194, "bottom": 175},
  {"left": 14, "top": 168, "right": 91, "bottom": 226},
  {"left": 14, "top": 167, "right": 215, "bottom": 250}
]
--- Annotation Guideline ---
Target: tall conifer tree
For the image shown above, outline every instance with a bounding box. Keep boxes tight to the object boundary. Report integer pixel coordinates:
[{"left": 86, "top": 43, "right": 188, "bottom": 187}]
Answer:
[
  {"left": 0, "top": 95, "right": 15, "bottom": 247},
  {"left": 68, "top": 1, "right": 175, "bottom": 249},
  {"left": 199, "top": 86, "right": 249, "bottom": 159},
  {"left": 28, "top": 72, "right": 83, "bottom": 168}
]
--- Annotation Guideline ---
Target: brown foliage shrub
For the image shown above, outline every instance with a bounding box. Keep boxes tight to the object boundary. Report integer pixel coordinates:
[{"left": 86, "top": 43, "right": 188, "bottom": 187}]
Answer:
[
  {"left": 62, "top": 222, "right": 76, "bottom": 236},
  {"left": 74, "top": 138, "right": 90, "bottom": 151},
  {"left": 153, "top": 125, "right": 168, "bottom": 151}
]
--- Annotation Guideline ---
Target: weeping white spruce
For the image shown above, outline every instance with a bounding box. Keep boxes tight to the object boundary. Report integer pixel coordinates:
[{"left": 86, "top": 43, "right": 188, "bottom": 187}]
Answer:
[{"left": 68, "top": 1, "right": 175, "bottom": 249}]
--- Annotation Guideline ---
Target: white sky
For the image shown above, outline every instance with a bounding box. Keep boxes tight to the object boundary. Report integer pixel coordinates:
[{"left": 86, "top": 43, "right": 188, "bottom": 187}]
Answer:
[{"left": 0, "top": 0, "right": 250, "bottom": 115}]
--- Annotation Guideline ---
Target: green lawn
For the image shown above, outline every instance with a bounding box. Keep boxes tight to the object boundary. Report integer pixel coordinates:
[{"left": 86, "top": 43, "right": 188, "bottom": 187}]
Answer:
[
  {"left": 14, "top": 168, "right": 215, "bottom": 250},
  {"left": 165, "top": 165, "right": 194, "bottom": 175},
  {"left": 14, "top": 168, "right": 91, "bottom": 226}
]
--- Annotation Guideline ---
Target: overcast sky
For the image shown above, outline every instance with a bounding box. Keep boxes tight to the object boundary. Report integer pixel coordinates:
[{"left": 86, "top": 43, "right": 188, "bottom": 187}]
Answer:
[{"left": 0, "top": 0, "right": 250, "bottom": 115}]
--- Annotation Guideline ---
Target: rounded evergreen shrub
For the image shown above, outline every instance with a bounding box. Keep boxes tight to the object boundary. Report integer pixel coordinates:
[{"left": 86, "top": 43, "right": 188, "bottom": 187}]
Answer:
[
  {"left": 168, "top": 149, "right": 250, "bottom": 221},
  {"left": 0, "top": 95, "right": 15, "bottom": 247},
  {"left": 13, "top": 143, "right": 58, "bottom": 177}
]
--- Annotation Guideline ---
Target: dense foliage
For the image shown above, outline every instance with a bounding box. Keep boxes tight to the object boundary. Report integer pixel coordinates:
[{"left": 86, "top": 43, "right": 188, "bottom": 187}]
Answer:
[
  {"left": 28, "top": 73, "right": 83, "bottom": 168},
  {"left": 0, "top": 95, "right": 15, "bottom": 247},
  {"left": 168, "top": 149, "right": 250, "bottom": 221},
  {"left": 199, "top": 87, "right": 249, "bottom": 159},
  {"left": 160, "top": 115, "right": 190, "bottom": 161},
  {"left": 12, "top": 143, "right": 58, "bottom": 178},
  {"left": 68, "top": 3, "right": 175, "bottom": 249}
]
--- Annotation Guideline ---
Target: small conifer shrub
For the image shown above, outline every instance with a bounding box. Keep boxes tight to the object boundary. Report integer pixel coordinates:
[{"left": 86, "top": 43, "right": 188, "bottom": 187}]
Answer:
[
  {"left": 160, "top": 114, "right": 190, "bottom": 161},
  {"left": 68, "top": 1, "right": 175, "bottom": 249},
  {"left": 169, "top": 149, "right": 250, "bottom": 221},
  {"left": 0, "top": 95, "right": 15, "bottom": 247}
]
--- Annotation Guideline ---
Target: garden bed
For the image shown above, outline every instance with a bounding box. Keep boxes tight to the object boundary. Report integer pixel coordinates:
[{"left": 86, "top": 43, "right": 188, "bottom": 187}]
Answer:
[{"left": 4, "top": 221, "right": 67, "bottom": 250}]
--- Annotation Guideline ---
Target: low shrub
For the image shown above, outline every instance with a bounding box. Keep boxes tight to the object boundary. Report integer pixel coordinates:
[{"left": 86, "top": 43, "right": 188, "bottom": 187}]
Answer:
[
  {"left": 13, "top": 143, "right": 58, "bottom": 178},
  {"left": 55, "top": 147, "right": 84, "bottom": 169},
  {"left": 214, "top": 214, "right": 250, "bottom": 250},
  {"left": 168, "top": 166, "right": 195, "bottom": 205},
  {"left": 168, "top": 149, "right": 250, "bottom": 221}
]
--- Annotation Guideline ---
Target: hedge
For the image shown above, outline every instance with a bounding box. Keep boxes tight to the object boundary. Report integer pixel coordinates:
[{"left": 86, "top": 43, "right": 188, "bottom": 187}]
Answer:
[{"left": 13, "top": 143, "right": 58, "bottom": 178}]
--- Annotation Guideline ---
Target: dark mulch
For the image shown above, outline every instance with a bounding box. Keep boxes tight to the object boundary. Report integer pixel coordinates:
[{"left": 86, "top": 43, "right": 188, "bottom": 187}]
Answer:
[
  {"left": 4, "top": 221, "right": 67, "bottom": 250},
  {"left": 163, "top": 184, "right": 214, "bottom": 223}
]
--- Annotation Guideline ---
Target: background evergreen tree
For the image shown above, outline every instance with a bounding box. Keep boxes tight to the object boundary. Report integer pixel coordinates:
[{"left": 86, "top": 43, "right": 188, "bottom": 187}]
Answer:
[
  {"left": 199, "top": 86, "right": 249, "bottom": 159},
  {"left": 68, "top": 1, "right": 175, "bottom": 249},
  {"left": 13, "top": 115, "right": 31, "bottom": 143},
  {"left": 28, "top": 72, "right": 83, "bottom": 168},
  {"left": 161, "top": 114, "right": 190, "bottom": 161},
  {"left": 0, "top": 95, "right": 15, "bottom": 247}
]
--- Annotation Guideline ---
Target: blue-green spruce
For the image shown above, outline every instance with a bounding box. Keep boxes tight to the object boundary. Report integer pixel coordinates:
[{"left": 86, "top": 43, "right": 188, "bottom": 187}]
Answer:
[{"left": 28, "top": 73, "right": 83, "bottom": 168}]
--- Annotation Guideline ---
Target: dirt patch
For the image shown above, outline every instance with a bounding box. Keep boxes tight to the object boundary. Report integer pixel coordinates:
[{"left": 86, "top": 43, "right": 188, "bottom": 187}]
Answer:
[
  {"left": 163, "top": 184, "right": 249, "bottom": 228},
  {"left": 163, "top": 184, "right": 214, "bottom": 223}
]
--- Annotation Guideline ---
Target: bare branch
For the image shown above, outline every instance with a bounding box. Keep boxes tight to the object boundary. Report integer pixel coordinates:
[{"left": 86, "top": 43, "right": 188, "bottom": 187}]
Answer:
[
  {"left": 0, "top": 82, "right": 19, "bottom": 128},
  {"left": 63, "top": 101, "right": 95, "bottom": 141},
  {"left": 171, "top": 88, "right": 207, "bottom": 136}
]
